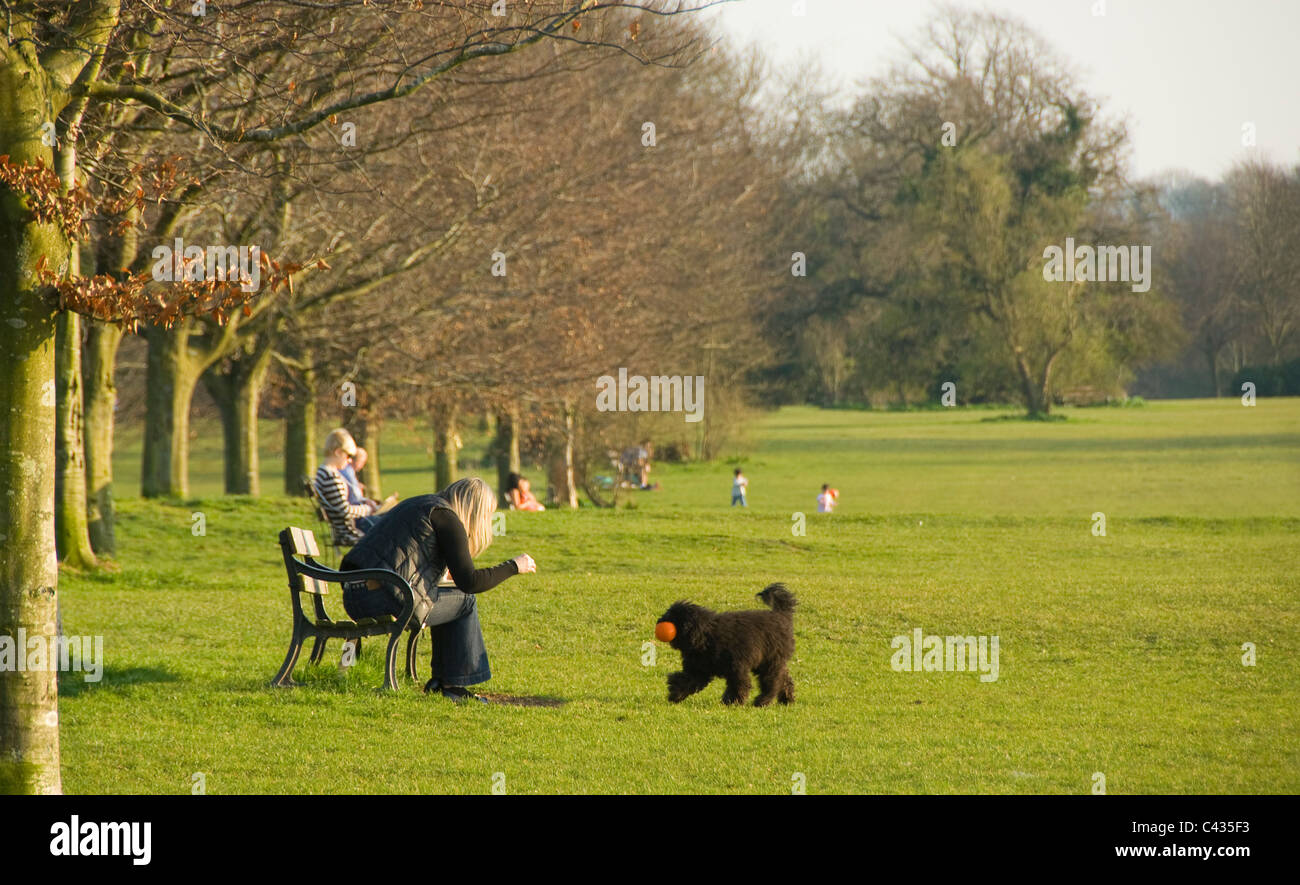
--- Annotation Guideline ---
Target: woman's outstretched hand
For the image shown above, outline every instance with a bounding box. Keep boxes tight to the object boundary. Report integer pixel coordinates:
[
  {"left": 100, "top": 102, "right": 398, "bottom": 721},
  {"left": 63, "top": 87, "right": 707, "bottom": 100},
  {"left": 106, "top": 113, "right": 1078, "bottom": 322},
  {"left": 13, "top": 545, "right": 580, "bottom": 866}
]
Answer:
[{"left": 512, "top": 554, "right": 536, "bottom": 574}]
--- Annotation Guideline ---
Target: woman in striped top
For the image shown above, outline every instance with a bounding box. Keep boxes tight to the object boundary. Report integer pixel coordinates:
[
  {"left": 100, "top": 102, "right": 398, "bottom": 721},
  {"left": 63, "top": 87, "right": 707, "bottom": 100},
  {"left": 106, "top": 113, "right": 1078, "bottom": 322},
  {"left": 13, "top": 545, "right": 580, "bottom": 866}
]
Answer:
[{"left": 314, "top": 428, "right": 395, "bottom": 545}]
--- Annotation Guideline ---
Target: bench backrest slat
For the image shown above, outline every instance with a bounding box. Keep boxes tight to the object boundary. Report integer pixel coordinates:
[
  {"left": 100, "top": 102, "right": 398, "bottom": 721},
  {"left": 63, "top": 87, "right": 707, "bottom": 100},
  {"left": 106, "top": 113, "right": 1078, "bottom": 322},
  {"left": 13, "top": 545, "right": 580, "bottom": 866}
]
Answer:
[
  {"left": 288, "top": 526, "right": 320, "bottom": 557},
  {"left": 301, "top": 575, "right": 329, "bottom": 596},
  {"left": 280, "top": 528, "right": 335, "bottom": 607}
]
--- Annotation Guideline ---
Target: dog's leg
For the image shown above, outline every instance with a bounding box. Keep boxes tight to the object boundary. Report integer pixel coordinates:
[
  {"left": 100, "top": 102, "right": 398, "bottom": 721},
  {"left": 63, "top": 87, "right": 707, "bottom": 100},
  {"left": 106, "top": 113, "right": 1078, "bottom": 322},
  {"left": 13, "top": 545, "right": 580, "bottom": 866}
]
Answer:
[
  {"left": 721, "top": 670, "right": 751, "bottom": 705},
  {"left": 777, "top": 668, "right": 795, "bottom": 704},
  {"left": 667, "top": 670, "right": 712, "bottom": 703},
  {"left": 753, "top": 662, "right": 779, "bottom": 707}
]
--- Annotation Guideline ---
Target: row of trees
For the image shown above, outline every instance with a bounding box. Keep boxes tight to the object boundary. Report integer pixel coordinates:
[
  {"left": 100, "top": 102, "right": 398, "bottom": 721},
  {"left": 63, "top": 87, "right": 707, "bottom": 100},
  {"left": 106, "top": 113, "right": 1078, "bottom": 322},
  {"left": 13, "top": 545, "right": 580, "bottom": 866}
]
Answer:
[
  {"left": 1147, "top": 162, "right": 1300, "bottom": 397},
  {"left": 308, "top": 35, "right": 793, "bottom": 506},
  {"left": 90, "top": 10, "right": 798, "bottom": 516}
]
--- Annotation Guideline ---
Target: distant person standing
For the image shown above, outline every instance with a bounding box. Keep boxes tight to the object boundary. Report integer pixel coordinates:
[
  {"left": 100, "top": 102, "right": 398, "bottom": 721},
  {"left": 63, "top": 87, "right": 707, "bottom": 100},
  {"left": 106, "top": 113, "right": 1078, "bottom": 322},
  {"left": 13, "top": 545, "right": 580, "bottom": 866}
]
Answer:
[
  {"left": 817, "top": 484, "right": 838, "bottom": 513},
  {"left": 621, "top": 440, "right": 654, "bottom": 488},
  {"left": 731, "top": 468, "right": 748, "bottom": 507}
]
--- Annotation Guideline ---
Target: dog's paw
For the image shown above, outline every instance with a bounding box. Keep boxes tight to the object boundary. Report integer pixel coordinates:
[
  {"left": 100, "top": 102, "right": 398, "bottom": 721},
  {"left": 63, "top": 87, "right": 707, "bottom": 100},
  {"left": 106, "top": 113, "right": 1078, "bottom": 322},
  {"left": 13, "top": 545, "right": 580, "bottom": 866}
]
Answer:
[{"left": 666, "top": 672, "right": 689, "bottom": 703}]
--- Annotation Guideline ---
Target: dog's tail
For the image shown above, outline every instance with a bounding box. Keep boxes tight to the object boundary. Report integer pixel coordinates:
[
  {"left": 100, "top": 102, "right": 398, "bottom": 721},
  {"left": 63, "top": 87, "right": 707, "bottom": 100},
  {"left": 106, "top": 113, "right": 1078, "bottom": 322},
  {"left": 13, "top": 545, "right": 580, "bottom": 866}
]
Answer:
[{"left": 759, "top": 582, "right": 796, "bottom": 613}]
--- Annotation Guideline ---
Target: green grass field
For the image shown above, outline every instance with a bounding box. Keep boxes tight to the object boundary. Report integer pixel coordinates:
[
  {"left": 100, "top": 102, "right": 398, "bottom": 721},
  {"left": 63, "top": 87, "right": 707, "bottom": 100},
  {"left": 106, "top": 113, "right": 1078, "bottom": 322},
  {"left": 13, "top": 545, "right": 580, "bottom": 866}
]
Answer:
[{"left": 59, "top": 399, "right": 1300, "bottom": 794}]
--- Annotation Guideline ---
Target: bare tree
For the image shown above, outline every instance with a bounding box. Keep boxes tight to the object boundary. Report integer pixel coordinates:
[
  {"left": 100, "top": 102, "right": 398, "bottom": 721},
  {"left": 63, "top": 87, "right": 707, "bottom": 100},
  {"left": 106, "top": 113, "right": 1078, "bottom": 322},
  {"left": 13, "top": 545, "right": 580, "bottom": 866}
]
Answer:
[{"left": 1225, "top": 159, "right": 1300, "bottom": 365}]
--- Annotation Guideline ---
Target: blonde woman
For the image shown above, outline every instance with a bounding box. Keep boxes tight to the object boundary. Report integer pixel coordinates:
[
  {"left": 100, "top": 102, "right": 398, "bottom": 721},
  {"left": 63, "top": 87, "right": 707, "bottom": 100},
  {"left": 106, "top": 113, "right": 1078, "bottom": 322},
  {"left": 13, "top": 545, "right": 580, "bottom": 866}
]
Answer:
[
  {"left": 314, "top": 428, "right": 396, "bottom": 544},
  {"left": 340, "top": 477, "right": 536, "bottom": 703}
]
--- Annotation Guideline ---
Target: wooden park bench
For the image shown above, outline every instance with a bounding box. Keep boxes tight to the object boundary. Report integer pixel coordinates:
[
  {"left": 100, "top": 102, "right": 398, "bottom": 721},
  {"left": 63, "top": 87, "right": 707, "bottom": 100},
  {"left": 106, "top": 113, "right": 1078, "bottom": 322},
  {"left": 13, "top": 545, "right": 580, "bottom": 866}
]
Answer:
[{"left": 272, "top": 526, "right": 425, "bottom": 691}]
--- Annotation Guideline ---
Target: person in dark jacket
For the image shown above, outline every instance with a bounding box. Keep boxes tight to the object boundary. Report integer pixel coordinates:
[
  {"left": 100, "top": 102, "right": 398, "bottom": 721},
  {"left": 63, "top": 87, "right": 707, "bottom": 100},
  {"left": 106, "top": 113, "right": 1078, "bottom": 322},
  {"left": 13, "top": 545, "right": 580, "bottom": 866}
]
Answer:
[{"left": 340, "top": 477, "right": 536, "bottom": 703}]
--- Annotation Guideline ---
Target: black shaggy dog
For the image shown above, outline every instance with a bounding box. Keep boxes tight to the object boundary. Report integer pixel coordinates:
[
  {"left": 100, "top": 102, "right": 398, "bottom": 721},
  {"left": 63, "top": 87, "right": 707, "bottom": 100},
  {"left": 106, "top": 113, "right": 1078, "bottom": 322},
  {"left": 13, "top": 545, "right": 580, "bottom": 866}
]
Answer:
[{"left": 656, "top": 583, "right": 795, "bottom": 706}]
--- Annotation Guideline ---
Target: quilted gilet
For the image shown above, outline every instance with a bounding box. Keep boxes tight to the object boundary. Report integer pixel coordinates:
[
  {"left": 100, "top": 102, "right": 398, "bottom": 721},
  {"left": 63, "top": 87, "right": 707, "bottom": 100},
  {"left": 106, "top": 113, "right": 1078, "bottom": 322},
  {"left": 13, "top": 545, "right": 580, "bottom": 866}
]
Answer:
[{"left": 340, "top": 493, "right": 452, "bottom": 623}]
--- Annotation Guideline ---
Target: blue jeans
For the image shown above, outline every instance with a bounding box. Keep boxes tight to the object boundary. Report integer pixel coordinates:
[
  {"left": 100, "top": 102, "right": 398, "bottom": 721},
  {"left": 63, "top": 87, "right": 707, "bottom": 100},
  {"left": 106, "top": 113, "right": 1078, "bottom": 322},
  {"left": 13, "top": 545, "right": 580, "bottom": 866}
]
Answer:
[
  {"left": 423, "top": 587, "right": 491, "bottom": 687},
  {"left": 731, "top": 493, "right": 746, "bottom": 507}
]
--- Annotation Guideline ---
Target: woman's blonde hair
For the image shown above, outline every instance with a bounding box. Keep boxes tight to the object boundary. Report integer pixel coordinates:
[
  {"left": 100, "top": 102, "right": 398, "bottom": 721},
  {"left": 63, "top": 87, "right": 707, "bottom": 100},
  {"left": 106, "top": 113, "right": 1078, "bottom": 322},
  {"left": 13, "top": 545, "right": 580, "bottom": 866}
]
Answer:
[
  {"left": 323, "top": 427, "right": 356, "bottom": 457},
  {"left": 439, "top": 477, "right": 496, "bottom": 557}
]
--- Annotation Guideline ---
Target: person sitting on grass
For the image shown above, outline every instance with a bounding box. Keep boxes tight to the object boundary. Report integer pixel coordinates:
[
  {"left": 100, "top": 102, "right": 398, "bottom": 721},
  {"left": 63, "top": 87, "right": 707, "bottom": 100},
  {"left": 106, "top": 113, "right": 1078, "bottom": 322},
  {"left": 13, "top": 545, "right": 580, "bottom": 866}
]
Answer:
[
  {"left": 314, "top": 428, "right": 395, "bottom": 545},
  {"left": 505, "top": 472, "right": 545, "bottom": 511},
  {"left": 340, "top": 477, "right": 536, "bottom": 703}
]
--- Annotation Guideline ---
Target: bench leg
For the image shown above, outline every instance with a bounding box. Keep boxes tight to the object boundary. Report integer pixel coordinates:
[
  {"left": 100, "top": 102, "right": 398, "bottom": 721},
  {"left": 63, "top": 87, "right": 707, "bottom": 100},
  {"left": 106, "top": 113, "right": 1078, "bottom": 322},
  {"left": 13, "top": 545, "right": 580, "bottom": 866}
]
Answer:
[
  {"left": 405, "top": 628, "right": 421, "bottom": 681},
  {"left": 308, "top": 635, "right": 328, "bottom": 666},
  {"left": 273, "top": 624, "right": 309, "bottom": 687},
  {"left": 382, "top": 630, "right": 403, "bottom": 692}
]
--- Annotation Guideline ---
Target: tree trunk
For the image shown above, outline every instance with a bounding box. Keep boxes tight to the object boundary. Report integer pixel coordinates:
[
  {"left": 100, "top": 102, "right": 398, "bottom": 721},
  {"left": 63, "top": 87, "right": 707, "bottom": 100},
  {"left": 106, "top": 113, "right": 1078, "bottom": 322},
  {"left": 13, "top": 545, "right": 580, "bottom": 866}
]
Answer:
[
  {"left": 434, "top": 406, "right": 458, "bottom": 492},
  {"left": 206, "top": 371, "right": 240, "bottom": 493},
  {"left": 284, "top": 364, "right": 317, "bottom": 495},
  {"left": 1037, "top": 347, "right": 1064, "bottom": 416},
  {"left": 142, "top": 322, "right": 203, "bottom": 498},
  {"left": 208, "top": 370, "right": 246, "bottom": 495},
  {"left": 83, "top": 320, "right": 123, "bottom": 553},
  {"left": 0, "top": 55, "right": 65, "bottom": 793},
  {"left": 233, "top": 352, "right": 271, "bottom": 495},
  {"left": 547, "top": 400, "right": 579, "bottom": 508},
  {"left": 82, "top": 183, "right": 137, "bottom": 553},
  {"left": 54, "top": 311, "right": 97, "bottom": 568},
  {"left": 1014, "top": 352, "right": 1050, "bottom": 417},
  {"left": 493, "top": 406, "right": 521, "bottom": 497},
  {"left": 204, "top": 346, "right": 274, "bottom": 495},
  {"left": 0, "top": 300, "right": 62, "bottom": 796},
  {"left": 1205, "top": 344, "right": 1221, "bottom": 398},
  {"left": 51, "top": 127, "right": 96, "bottom": 569}
]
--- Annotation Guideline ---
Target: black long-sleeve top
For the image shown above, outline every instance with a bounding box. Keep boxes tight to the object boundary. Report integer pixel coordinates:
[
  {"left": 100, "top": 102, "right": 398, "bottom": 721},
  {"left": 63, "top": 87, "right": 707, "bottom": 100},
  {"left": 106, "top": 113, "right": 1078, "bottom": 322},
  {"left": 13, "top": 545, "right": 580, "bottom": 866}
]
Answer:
[
  {"left": 339, "top": 494, "right": 517, "bottom": 621},
  {"left": 429, "top": 508, "right": 518, "bottom": 594}
]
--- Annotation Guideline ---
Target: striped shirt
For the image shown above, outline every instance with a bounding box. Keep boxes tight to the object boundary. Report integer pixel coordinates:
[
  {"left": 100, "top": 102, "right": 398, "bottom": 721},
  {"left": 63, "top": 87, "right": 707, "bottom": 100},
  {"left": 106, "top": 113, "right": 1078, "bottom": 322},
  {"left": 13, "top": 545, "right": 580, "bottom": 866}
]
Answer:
[{"left": 314, "top": 464, "right": 374, "bottom": 545}]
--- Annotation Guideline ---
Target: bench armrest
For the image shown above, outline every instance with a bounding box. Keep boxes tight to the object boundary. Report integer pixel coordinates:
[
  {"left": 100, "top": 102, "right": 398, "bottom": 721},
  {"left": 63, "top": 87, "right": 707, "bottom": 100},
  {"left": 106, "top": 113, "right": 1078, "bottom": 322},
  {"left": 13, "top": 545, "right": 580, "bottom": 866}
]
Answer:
[
  {"left": 298, "top": 559, "right": 418, "bottom": 630},
  {"left": 299, "top": 561, "right": 403, "bottom": 587}
]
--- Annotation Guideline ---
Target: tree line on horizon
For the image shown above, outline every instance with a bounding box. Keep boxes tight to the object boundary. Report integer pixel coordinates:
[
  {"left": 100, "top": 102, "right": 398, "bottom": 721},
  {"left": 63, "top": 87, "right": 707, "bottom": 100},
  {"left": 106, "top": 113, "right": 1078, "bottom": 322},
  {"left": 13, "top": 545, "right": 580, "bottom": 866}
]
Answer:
[{"left": 763, "top": 8, "right": 1299, "bottom": 412}]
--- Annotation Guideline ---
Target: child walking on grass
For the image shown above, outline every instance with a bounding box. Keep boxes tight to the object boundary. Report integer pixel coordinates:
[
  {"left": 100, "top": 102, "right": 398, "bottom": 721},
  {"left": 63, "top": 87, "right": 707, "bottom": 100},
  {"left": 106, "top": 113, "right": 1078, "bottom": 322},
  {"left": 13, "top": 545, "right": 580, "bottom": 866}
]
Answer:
[{"left": 731, "top": 468, "right": 748, "bottom": 507}]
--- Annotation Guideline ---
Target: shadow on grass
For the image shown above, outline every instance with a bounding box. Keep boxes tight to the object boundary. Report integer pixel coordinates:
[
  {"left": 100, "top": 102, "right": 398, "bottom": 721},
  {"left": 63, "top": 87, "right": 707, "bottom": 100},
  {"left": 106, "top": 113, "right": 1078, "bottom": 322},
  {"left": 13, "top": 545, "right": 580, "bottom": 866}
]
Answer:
[
  {"left": 245, "top": 674, "right": 569, "bottom": 706},
  {"left": 979, "top": 413, "right": 1070, "bottom": 423},
  {"left": 59, "top": 665, "right": 180, "bottom": 698},
  {"left": 476, "top": 693, "right": 567, "bottom": 707}
]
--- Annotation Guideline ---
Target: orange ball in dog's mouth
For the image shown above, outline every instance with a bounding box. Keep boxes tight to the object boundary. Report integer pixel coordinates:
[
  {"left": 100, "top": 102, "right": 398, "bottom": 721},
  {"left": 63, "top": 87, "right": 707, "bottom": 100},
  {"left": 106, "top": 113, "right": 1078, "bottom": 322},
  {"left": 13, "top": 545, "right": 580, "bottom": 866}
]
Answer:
[{"left": 655, "top": 621, "right": 677, "bottom": 642}]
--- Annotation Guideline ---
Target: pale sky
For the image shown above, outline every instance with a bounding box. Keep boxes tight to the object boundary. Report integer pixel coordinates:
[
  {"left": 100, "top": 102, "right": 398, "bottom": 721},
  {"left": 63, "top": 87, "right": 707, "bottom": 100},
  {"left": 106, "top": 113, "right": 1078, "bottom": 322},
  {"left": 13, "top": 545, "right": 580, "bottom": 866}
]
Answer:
[{"left": 699, "top": 0, "right": 1300, "bottom": 182}]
